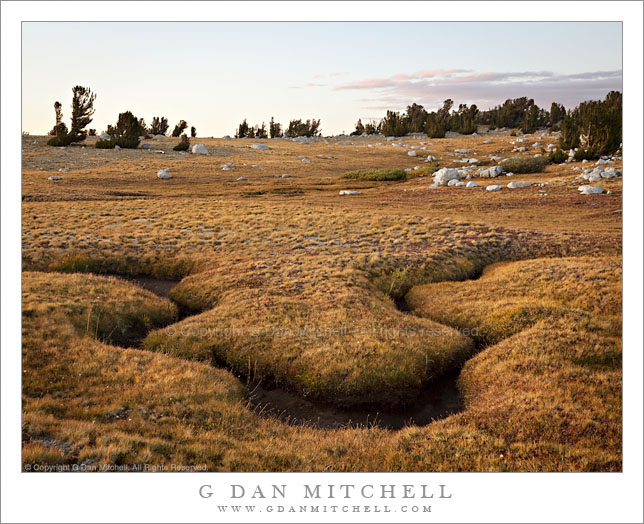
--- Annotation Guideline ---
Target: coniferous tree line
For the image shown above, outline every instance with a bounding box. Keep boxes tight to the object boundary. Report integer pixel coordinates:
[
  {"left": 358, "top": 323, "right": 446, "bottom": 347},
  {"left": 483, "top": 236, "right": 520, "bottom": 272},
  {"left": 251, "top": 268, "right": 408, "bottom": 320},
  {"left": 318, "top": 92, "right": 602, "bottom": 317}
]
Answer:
[
  {"left": 44, "top": 86, "right": 621, "bottom": 157},
  {"left": 350, "top": 91, "right": 621, "bottom": 156},
  {"left": 46, "top": 86, "right": 194, "bottom": 149},
  {"left": 235, "top": 117, "right": 321, "bottom": 138},
  {"left": 235, "top": 119, "right": 268, "bottom": 138}
]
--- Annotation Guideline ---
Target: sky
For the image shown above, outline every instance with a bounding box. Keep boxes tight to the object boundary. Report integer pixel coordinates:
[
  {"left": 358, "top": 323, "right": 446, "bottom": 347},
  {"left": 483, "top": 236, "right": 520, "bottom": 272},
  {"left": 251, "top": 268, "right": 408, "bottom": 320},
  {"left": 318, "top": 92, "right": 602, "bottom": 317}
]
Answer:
[{"left": 22, "top": 22, "right": 622, "bottom": 137}]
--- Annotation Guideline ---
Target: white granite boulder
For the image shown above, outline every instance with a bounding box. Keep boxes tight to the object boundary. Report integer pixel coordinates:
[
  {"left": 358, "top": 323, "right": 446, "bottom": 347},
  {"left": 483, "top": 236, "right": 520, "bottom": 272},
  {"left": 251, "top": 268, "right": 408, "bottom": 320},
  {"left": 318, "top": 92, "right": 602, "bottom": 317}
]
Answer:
[
  {"left": 479, "top": 166, "right": 504, "bottom": 178},
  {"left": 432, "top": 167, "right": 461, "bottom": 186},
  {"left": 192, "top": 144, "right": 209, "bottom": 155},
  {"left": 507, "top": 181, "right": 533, "bottom": 189},
  {"left": 157, "top": 169, "right": 172, "bottom": 179},
  {"left": 578, "top": 185, "right": 604, "bottom": 194}
]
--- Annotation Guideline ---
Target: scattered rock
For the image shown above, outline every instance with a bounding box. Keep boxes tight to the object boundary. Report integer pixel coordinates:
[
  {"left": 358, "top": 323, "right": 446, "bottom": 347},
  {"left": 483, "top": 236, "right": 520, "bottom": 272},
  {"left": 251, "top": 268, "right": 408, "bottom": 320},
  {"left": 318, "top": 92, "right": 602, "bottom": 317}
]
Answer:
[
  {"left": 47, "top": 176, "right": 63, "bottom": 181},
  {"left": 432, "top": 167, "right": 461, "bottom": 186},
  {"left": 281, "top": 174, "right": 290, "bottom": 178},
  {"left": 192, "top": 144, "right": 209, "bottom": 155},
  {"left": 486, "top": 184, "right": 502, "bottom": 191},
  {"left": 507, "top": 181, "right": 533, "bottom": 189},
  {"left": 408, "top": 151, "right": 417, "bottom": 157},
  {"left": 466, "top": 181, "right": 479, "bottom": 188},
  {"left": 157, "top": 169, "right": 172, "bottom": 179},
  {"left": 339, "top": 190, "right": 361, "bottom": 195},
  {"left": 479, "top": 166, "right": 504, "bottom": 178},
  {"left": 251, "top": 143, "right": 270, "bottom": 150},
  {"left": 578, "top": 185, "right": 604, "bottom": 194},
  {"left": 236, "top": 177, "right": 246, "bottom": 181}
]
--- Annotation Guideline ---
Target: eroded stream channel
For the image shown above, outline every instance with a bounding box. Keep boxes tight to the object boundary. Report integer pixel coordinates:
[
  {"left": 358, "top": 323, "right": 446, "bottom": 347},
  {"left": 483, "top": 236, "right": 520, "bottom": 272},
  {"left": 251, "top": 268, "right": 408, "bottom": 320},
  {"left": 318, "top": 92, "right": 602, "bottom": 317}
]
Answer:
[{"left": 115, "top": 275, "right": 465, "bottom": 430}]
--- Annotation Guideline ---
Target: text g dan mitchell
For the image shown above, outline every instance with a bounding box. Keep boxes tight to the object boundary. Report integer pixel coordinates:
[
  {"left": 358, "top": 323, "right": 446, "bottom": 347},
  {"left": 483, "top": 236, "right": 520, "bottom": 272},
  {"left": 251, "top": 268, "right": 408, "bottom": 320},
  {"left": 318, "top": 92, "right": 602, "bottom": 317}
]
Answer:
[{"left": 199, "top": 483, "right": 452, "bottom": 500}]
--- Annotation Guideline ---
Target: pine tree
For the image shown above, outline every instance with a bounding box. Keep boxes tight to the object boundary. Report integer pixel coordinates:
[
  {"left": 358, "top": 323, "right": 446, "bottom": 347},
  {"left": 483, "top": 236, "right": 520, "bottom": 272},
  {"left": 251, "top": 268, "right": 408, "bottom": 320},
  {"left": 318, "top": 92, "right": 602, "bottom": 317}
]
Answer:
[
  {"left": 68, "top": 86, "right": 96, "bottom": 143},
  {"left": 172, "top": 120, "right": 188, "bottom": 137},
  {"left": 351, "top": 119, "right": 365, "bottom": 136},
  {"left": 150, "top": 117, "right": 169, "bottom": 135},
  {"left": 269, "top": 117, "right": 282, "bottom": 138}
]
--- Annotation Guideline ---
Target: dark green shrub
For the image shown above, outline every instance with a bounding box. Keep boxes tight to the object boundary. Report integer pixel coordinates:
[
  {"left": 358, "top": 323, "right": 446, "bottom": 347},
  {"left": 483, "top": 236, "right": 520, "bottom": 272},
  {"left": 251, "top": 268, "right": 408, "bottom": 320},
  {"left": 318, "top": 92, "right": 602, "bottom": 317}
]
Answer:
[
  {"left": 98, "top": 111, "right": 145, "bottom": 149},
  {"left": 548, "top": 149, "right": 567, "bottom": 164},
  {"left": 500, "top": 156, "right": 548, "bottom": 173},
  {"left": 88, "top": 129, "right": 96, "bottom": 136},
  {"left": 47, "top": 123, "right": 72, "bottom": 146},
  {"left": 573, "top": 148, "right": 599, "bottom": 161},
  {"left": 95, "top": 138, "right": 116, "bottom": 149},
  {"left": 408, "top": 162, "right": 439, "bottom": 177},
  {"left": 190, "top": 126, "right": 197, "bottom": 138},
  {"left": 173, "top": 134, "right": 190, "bottom": 151},
  {"left": 341, "top": 168, "right": 407, "bottom": 181}
]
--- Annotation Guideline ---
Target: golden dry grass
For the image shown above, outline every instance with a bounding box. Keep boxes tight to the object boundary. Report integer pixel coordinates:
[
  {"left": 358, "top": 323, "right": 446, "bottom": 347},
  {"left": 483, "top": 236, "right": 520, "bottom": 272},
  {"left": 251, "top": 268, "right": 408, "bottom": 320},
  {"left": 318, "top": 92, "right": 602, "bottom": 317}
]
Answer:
[{"left": 21, "top": 131, "right": 622, "bottom": 471}]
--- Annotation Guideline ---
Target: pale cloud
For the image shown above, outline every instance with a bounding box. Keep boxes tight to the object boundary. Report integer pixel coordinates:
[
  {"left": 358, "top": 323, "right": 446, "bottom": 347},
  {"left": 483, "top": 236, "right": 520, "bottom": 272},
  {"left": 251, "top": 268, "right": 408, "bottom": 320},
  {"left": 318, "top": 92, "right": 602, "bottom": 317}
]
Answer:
[
  {"left": 289, "top": 82, "right": 327, "bottom": 89},
  {"left": 332, "top": 69, "right": 622, "bottom": 111}
]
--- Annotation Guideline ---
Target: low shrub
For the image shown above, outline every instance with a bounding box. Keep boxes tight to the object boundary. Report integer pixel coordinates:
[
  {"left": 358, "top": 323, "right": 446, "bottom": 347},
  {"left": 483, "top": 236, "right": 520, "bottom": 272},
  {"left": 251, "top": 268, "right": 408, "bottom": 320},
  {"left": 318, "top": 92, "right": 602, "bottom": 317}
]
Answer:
[
  {"left": 500, "top": 156, "right": 548, "bottom": 174},
  {"left": 95, "top": 138, "right": 116, "bottom": 149},
  {"left": 573, "top": 148, "right": 599, "bottom": 161},
  {"left": 341, "top": 168, "right": 407, "bottom": 181},
  {"left": 173, "top": 134, "right": 190, "bottom": 151},
  {"left": 98, "top": 111, "right": 145, "bottom": 149},
  {"left": 407, "top": 162, "right": 440, "bottom": 178},
  {"left": 548, "top": 149, "right": 567, "bottom": 164}
]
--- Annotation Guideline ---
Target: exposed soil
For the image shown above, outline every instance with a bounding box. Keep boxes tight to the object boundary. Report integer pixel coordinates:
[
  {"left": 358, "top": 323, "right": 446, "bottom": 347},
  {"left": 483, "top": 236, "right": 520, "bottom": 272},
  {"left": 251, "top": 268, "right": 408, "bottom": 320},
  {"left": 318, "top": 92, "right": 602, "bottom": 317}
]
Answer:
[
  {"left": 247, "top": 372, "right": 463, "bottom": 430},
  {"left": 123, "top": 275, "right": 179, "bottom": 299}
]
